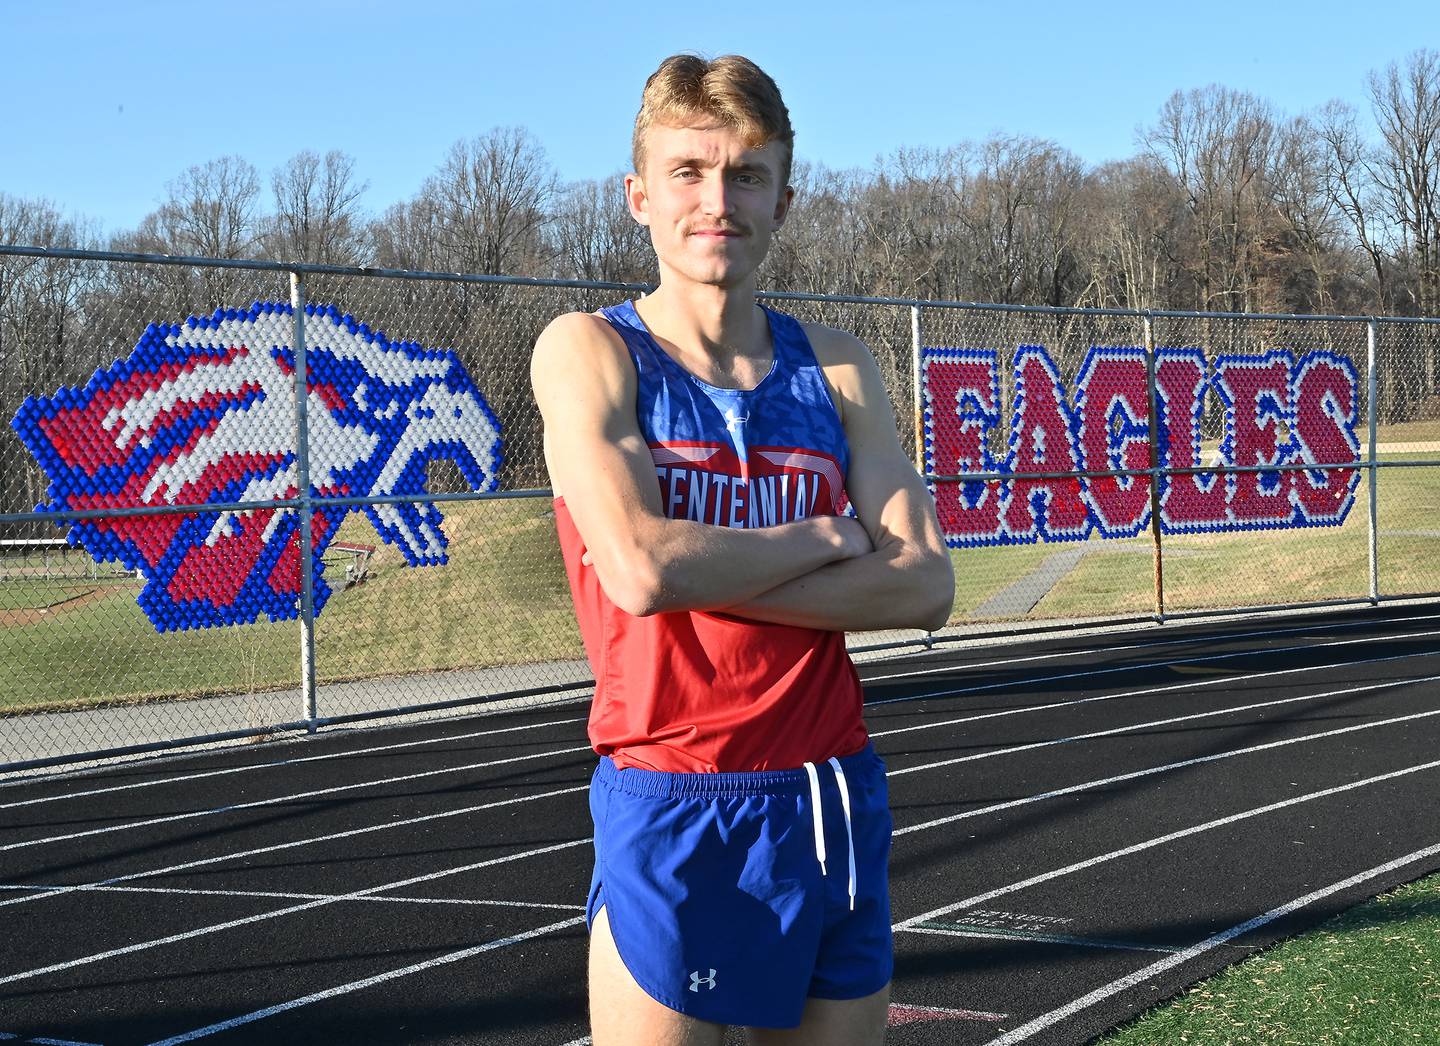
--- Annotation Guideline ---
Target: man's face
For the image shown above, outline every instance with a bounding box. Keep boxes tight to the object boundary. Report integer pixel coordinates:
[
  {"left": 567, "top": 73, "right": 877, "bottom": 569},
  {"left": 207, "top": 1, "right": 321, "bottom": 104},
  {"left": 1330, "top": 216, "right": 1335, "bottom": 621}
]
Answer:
[{"left": 626, "top": 122, "right": 793, "bottom": 289}]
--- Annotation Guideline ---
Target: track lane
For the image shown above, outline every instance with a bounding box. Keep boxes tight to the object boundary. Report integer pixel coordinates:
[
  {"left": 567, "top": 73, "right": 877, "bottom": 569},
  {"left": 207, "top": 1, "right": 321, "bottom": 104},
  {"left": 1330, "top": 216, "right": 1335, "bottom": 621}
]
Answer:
[{"left": 3, "top": 605, "right": 1440, "bottom": 1044}]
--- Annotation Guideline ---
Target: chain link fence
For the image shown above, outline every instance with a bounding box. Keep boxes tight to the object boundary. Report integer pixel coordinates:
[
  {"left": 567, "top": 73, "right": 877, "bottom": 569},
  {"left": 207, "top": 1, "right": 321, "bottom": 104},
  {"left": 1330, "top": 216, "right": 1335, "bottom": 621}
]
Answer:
[{"left": 3, "top": 245, "right": 1437, "bottom": 773}]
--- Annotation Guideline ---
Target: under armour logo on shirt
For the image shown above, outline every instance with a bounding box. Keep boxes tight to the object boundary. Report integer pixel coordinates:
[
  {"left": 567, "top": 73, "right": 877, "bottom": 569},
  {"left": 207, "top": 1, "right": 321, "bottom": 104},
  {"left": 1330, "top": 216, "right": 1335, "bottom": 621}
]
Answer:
[
  {"left": 723, "top": 409, "right": 749, "bottom": 434},
  {"left": 689, "top": 968, "right": 718, "bottom": 992}
]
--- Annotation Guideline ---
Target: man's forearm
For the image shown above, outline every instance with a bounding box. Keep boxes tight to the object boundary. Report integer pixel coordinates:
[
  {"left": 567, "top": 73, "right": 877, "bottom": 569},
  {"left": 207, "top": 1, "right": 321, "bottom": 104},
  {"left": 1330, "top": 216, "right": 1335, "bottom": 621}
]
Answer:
[
  {"left": 594, "top": 512, "right": 872, "bottom": 617},
  {"left": 719, "top": 544, "right": 955, "bottom": 632}
]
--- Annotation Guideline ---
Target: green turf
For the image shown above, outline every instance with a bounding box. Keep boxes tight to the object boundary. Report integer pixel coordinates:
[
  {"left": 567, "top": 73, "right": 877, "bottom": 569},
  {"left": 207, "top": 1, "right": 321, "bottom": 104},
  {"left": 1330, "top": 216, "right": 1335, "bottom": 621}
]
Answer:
[
  {"left": 1099, "top": 870, "right": 1440, "bottom": 1045},
  {"left": 2, "top": 457, "right": 1437, "bottom": 713},
  {"left": 0, "top": 582, "right": 96, "bottom": 612},
  {"left": 0, "top": 500, "right": 581, "bottom": 712}
]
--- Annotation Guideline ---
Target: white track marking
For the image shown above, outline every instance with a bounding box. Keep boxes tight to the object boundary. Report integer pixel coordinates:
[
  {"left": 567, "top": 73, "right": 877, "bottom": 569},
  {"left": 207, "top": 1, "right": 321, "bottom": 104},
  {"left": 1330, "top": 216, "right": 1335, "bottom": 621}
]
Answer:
[
  {"left": 0, "top": 883, "right": 584, "bottom": 912},
  {"left": 867, "top": 621, "right": 1440, "bottom": 709},
  {"left": 0, "top": 715, "right": 588, "bottom": 810},
  {"left": 0, "top": 783, "right": 588, "bottom": 912},
  {"left": 982, "top": 840, "right": 1440, "bottom": 1045},
  {"left": 862, "top": 610, "right": 1440, "bottom": 686},
  {"left": 872, "top": 640, "right": 1440, "bottom": 742},
  {"left": 1, "top": 607, "right": 1423, "bottom": 804},
  {"left": 0, "top": 743, "right": 593, "bottom": 853},
  {"left": 893, "top": 755, "right": 1440, "bottom": 931},
  {"left": 6, "top": 682, "right": 1435, "bottom": 983},
  {"left": 0, "top": 836, "right": 591, "bottom": 989},
  {"left": 895, "top": 695, "right": 1440, "bottom": 838},
  {"left": 145, "top": 915, "right": 588, "bottom": 1045},
  {"left": 887, "top": 666, "right": 1440, "bottom": 779},
  {"left": 890, "top": 1002, "right": 1008, "bottom": 1022},
  {"left": 9, "top": 632, "right": 1433, "bottom": 857},
  {"left": 4, "top": 657, "right": 1434, "bottom": 914},
  {"left": 903, "top": 924, "right": 1179, "bottom": 954}
]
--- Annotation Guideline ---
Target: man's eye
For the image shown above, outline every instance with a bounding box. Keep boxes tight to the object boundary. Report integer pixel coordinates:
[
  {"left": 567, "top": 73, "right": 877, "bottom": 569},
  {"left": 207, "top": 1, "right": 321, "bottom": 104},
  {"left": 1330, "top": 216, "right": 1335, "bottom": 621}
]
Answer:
[{"left": 673, "top": 168, "right": 699, "bottom": 180}]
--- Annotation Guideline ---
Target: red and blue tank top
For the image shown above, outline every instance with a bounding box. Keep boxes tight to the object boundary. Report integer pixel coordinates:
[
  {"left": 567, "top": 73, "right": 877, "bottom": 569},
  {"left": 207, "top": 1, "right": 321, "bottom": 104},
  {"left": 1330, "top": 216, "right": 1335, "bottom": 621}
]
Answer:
[{"left": 554, "top": 300, "right": 869, "bottom": 773}]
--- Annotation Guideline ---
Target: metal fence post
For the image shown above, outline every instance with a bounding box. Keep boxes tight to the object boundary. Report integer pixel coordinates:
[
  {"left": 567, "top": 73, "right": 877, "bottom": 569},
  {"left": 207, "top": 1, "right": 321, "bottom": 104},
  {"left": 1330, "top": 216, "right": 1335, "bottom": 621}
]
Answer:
[
  {"left": 911, "top": 303, "right": 937, "bottom": 649},
  {"left": 1143, "top": 313, "right": 1165, "bottom": 622},
  {"left": 290, "top": 273, "right": 319, "bottom": 731},
  {"left": 1368, "top": 318, "right": 1380, "bottom": 605},
  {"left": 910, "top": 305, "right": 925, "bottom": 473}
]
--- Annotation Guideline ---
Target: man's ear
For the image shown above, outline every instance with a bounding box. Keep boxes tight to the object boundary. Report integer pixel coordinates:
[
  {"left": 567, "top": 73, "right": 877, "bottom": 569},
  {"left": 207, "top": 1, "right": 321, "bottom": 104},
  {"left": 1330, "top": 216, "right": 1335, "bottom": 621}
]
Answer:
[
  {"left": 624, "top": 172, "right": 650, "bottom": 226},
  {"left": 772, "top": 184, "right": 795, "bottom": 230}
]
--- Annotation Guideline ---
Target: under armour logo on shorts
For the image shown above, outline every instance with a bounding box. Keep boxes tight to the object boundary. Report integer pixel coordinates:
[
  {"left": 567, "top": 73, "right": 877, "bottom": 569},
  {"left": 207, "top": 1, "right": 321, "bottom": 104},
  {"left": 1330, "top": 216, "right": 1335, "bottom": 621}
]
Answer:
[{"left": 689, "top": 968, "right": 718, "bottom": 992}]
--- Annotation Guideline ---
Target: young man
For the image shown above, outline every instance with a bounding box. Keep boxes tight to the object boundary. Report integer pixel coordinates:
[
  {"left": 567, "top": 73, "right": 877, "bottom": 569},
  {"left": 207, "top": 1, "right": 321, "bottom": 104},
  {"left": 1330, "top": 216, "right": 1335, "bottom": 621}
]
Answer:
[{"left": 531, "top": 54, "right": 954, "bottom": 1046}]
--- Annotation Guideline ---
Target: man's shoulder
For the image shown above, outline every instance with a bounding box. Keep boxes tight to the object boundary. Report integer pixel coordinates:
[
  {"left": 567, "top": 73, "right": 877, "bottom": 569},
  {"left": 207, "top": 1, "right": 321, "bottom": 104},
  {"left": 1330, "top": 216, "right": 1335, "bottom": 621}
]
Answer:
[
  {"left": 535, "top": 309, "right": 623, "bottom": 353},
  {"left": 531, "top": 310, "right": 631, "bottom": 382},
  {"left": 792, "top": 317, "right": 874, "bottom": 369}
]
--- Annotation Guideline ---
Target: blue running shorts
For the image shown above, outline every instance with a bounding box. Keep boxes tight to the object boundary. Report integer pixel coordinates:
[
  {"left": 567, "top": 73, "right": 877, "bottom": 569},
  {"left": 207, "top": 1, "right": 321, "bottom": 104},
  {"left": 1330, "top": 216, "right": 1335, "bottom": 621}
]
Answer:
[{"left": 586, "top": 744, "right": 893, "bottom": 1028}]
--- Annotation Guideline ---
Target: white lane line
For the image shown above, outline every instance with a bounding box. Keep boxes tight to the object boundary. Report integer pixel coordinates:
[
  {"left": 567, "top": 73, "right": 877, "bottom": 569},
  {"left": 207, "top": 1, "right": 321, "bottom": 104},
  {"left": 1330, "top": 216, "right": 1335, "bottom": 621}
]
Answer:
[
  {"left": 894, "top": 697, "right": 1440, "bottom": 838},
  {"left": 981, "top": 840, "right": 1440, "bottom": 1045},
  {"left": 11, "top": 689, "right": 1437, "bottom": 985},
  {"left": 887, "top": 667, "right": 1440, "bottom": 779},
  {"left": 0, "top": 715, "right": 588, "bottom": 811},
  {"left": 3, "top": 607, "right": 1426, "bottom": 813},
  {"left": 0, "top": 836, "right": 592, "bottom": 989},
  {"left": 0, "top": 884, "right": 584, "bottom": 912},
  {"left": 870, "top": 634, "right": 1440, "bottom": 741},
  {"left": 28, "top": 1040, "right": 104, "bottom": 1046},
  {"left": 890, "top": 1002, "right": 1009, "bottom": 1023},
  {"left": 0, "top": 783, "right": 589, "bottom": 912},
  {"left": 7, "top": 663, "right": 1434, "bottom": 916},
  {"left": 15, "top": 630, "right": 1428, "bottom": 859},
  {"left": 0, "top": 743, "right": 594, "bottom": 853},
  {"left": 144, "top": 915, "right": 588, "bottom": 1046},
  {"left": 862, "top": 609, "right": 1440, "bottom": 686},
  {"left": 903, "top": 924, "right": 1180, "bottom": 954},
  {"left": 6, "top": 675, "right": 1437, "bottom": 1001},
  {"left": 867, "top": 622, "right": 1440, "bottom": 709},
  {"left": 893, "top": 755, "right": 1440, "bottom": 931}
]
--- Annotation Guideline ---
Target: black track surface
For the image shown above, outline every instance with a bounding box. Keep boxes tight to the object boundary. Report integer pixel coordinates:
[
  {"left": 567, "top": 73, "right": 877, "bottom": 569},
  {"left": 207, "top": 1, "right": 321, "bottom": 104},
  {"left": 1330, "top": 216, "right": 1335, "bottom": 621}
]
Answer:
[{"left": 3, "top": 603, "right": 1439, "bottom": 1045}]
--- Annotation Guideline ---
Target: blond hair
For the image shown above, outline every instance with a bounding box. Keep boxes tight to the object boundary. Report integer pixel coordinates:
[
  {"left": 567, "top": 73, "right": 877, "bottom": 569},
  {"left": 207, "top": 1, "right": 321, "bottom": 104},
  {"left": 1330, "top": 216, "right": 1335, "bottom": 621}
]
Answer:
[{"left": 632, "top": 54, "right": 795, "bottom": 187}]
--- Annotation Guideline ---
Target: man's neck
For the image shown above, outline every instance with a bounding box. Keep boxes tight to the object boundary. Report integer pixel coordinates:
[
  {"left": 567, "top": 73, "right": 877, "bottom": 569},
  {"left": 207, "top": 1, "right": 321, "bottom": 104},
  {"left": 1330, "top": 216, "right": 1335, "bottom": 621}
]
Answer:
[{"left": 637, "top": 277, "right": 769, "bottom": 380}]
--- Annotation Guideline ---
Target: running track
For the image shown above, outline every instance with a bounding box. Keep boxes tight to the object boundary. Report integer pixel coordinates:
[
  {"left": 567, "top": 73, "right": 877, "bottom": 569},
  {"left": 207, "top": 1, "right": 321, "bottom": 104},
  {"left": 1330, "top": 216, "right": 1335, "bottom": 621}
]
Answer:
[{"left": 2, "top": 603, "right": 1439, "bottom": 1045}]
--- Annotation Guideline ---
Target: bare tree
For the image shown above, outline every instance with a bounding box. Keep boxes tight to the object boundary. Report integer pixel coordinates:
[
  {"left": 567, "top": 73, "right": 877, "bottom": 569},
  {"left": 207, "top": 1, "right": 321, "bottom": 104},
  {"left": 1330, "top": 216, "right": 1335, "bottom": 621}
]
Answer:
[
  {"left": 263, "top": 150, "right": 369, "bottom": 265},
  {"left": 145, "top": 156, "right": 262, "bottom": 259},
  {"left": 427, "top": 127, "right": 557, "bottom": 275},
  {"left": 1143, "top": 86, "right": 1277, "bottom": 311},
  {"left": 0, "top": 196, "right": 97, "bottom": 515},
  {"left": 1317, "top": 99, "right": 1391, "bottom": 308},
  {"left": 1369, "top": 49, "right": 1440, "bottom": 318},
  {"left": 550, "top": 176, "right": 652, "bottom": 283},
  {"left": 121, "top": 156, "right": 262, "bottom": 308},
  {"left": 1076, "top": 158, "right": 1187, "bottom": 310}
]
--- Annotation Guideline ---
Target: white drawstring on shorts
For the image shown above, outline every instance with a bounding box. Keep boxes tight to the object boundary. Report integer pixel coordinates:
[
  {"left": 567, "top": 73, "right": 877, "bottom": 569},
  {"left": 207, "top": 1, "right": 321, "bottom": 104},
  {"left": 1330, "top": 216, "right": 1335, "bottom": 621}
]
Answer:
[{"left": 803, "top": 758, "right": 858, "bottom": 911}]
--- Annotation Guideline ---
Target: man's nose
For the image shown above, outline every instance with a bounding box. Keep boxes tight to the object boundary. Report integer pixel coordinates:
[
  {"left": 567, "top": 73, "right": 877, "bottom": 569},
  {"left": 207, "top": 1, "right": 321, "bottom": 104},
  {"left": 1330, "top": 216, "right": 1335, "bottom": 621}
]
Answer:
[{"left": 700, "top": 174, "right": 735, "bottom": 217}]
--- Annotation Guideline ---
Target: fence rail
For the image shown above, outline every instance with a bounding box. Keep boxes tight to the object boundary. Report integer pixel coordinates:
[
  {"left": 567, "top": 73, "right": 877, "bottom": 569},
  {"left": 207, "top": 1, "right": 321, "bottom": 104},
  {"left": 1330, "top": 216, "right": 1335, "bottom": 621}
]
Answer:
[{"left": 2, "top": 244, "right": 1438, "bottom": 774}]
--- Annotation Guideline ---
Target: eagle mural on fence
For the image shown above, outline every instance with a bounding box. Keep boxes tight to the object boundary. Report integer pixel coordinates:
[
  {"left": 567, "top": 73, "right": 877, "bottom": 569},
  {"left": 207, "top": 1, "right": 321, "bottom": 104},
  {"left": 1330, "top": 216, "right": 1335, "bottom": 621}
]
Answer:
[{"left": 10, "top": 303, "right": 504, "bottom": 631}]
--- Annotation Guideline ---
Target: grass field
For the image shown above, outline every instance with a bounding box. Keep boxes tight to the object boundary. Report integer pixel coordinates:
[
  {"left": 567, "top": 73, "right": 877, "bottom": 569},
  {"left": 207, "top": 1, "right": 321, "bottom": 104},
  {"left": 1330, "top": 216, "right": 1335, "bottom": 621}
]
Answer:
[
  {"left": 1, "top": 455, "right": 1437, "bottom": 714},
  {"left": 1099, "top": 870, "right": 1440, "bottom": 1045}
]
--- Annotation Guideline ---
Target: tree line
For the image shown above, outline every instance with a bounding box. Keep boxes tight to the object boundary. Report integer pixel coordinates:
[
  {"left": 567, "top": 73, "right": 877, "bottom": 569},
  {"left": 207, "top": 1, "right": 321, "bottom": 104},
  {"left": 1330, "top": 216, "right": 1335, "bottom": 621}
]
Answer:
[{"left": 2, "top": 50, "right": 1437, "bottom": 518}]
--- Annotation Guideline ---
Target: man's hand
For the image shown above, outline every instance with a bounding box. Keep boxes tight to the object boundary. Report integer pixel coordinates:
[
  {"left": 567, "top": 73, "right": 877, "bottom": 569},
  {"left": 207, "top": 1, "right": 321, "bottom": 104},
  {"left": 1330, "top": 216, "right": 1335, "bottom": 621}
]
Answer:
[{"left": 719, "top": 326, "right": 955, "bottom": 632}]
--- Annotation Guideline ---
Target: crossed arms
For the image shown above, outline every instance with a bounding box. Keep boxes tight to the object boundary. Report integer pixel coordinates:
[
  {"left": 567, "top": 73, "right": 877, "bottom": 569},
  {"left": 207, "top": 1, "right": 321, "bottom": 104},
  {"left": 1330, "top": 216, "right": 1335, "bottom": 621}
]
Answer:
[{"left": 530, "top": 311, "right": 954, "bottom": 632}]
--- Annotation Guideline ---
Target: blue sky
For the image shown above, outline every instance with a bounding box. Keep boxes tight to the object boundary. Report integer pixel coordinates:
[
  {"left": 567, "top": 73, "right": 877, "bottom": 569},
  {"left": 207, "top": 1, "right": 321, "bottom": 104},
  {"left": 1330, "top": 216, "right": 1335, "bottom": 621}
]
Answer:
[{"left": 1, "top": 0, "right": 1428, "bottom": 236}]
